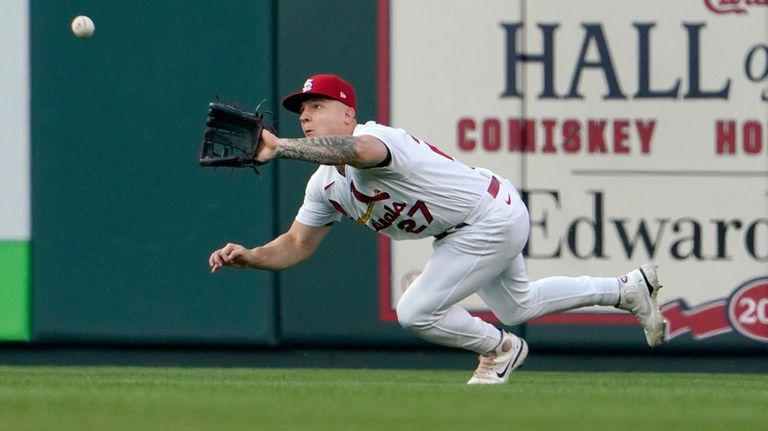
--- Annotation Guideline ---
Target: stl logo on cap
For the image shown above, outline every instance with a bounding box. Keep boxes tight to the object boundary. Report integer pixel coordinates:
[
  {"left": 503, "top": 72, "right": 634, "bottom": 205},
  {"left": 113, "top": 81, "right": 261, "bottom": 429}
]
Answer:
[{"left": 282, "top": 74, "right": 357, "bottom": 113}]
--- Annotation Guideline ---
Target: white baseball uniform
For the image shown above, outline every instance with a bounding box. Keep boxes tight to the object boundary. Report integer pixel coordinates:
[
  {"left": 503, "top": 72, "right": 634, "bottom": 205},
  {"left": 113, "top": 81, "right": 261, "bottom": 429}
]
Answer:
[{"left": 296, "top": 121, "right": 620, "bottom": 354}]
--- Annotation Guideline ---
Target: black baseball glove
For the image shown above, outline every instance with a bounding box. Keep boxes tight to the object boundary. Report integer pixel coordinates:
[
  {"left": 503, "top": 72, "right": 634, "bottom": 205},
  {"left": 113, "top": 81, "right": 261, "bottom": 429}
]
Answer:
[{"left": 199, "top": 101, "right": 276, "bottom": 173}]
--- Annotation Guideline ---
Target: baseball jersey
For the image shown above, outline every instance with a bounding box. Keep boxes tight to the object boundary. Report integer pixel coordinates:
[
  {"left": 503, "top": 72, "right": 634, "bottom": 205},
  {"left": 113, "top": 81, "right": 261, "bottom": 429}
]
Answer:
[{"left": 295, "top": 121, "right": 507, "bottom": 240}]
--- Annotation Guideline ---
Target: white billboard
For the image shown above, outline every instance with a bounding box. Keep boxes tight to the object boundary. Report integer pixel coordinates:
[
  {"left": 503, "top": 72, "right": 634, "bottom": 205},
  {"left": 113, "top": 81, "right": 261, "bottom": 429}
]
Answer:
[{"left": 384, "top": 0, "right": 768, "bottom": 343}]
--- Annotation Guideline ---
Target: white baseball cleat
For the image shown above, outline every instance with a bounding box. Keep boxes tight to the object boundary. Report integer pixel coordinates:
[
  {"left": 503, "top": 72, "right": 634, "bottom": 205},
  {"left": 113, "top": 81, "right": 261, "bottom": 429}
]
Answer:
[
  {"left": 467, "top": 331, "right": 528, "bottom": 385},
  {"left": 617, "top": 264, "right": 667, "bottom": 348}
]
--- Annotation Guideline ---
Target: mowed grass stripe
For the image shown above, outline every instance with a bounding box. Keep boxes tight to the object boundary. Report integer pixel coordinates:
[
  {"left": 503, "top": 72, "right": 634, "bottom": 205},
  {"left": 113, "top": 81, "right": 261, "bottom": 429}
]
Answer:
[{"left": 0, "top": 366, "right": 765, "bottom": 431}]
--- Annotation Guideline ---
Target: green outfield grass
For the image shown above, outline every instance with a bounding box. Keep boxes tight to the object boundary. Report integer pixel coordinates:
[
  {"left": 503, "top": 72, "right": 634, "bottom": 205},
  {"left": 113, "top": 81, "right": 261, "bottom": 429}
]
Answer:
[{"left": 0, "top": 366, "right": 766, "bottom": 431}]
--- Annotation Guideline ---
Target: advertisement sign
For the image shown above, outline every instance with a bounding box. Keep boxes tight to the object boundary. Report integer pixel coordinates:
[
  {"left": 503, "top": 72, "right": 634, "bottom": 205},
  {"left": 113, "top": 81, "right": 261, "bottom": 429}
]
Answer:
[{"left": 383, "top": 0, "right": 767, "bottom": 344}]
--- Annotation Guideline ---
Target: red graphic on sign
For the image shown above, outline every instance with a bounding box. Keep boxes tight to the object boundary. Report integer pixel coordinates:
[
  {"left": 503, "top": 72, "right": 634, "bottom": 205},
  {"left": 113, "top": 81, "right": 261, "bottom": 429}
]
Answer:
[
  {"left": 728, "top": 278, "right": 768, "bottom": 342},
  {"left": 661, "top": 276, "right": 768, "bottom": 342},
  {"left": 662, "top": 300, "right": 731, "bottom": 340},
  {"left": 704, "top": 0, "right": 767, "bottom": 15}
]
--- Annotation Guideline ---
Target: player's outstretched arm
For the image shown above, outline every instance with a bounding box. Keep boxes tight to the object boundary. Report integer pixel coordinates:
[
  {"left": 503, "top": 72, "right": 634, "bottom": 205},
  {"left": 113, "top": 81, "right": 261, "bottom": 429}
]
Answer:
[
  {"left": 209, "top": 220, "right": 331, "bottom": 273},
  {"left": 258, "top": 129, "right": 388, "bottom": 168}
]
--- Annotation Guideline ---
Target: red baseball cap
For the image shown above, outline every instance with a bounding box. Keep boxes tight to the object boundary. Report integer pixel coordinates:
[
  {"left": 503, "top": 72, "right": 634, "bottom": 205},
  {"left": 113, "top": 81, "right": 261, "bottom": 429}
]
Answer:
[{"left": 282, "top": 74, "right": 357, "bottom": 113}]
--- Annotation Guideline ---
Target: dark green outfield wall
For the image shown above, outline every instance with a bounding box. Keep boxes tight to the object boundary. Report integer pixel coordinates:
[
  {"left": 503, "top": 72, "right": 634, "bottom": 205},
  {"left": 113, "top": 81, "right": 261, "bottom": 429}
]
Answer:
[
  {"left": 28, "top": 0, "right": 402, "bottom": 348},
  {"left": 31, "top": 0, "right": 279, "bottom": 345}
]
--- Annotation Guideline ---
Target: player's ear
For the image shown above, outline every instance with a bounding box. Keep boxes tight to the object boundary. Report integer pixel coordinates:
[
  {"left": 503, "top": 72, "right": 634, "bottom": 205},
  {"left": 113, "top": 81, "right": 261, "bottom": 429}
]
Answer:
[{"left": 344, "top": 106, "right": 356, "bottom": 124}]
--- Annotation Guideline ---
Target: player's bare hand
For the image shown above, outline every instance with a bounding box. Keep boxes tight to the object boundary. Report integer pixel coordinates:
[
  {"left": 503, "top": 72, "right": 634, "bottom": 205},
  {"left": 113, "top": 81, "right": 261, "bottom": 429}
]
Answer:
[
  {"left": 209, "top": 243, "right": 255, "bottom": 273},
  {"left": 257, "top": 129, "right": 280, "bottom": 164}
]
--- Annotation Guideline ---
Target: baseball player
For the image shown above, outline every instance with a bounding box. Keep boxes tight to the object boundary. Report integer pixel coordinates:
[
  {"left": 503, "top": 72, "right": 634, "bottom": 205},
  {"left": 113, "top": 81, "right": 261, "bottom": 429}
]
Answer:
[{"left": 208, "top": 74, "right": 667, "bottom": 384}]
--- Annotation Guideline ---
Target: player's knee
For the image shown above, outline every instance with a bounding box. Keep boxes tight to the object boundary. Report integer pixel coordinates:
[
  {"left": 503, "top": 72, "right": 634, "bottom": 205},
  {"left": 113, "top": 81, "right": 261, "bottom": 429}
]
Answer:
[{"left": 395, "top": 299, "right": 434, "bottom": 332}]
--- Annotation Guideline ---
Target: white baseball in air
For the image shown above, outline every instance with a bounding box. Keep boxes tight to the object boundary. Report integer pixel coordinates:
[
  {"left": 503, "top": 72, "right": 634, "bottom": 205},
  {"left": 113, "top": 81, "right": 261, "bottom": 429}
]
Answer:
[{"left": 71, "top": 15, "right": 95, "bottom": 38}]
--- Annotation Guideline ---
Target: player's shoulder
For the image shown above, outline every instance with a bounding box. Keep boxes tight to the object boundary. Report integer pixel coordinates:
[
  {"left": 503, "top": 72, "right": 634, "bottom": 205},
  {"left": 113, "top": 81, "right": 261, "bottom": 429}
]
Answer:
[
  {"left": 354, "top": 121, "right": 409, "bottom": 143},
  {"left": 354, "top": 120, "right": 390, "bottom": 133}
]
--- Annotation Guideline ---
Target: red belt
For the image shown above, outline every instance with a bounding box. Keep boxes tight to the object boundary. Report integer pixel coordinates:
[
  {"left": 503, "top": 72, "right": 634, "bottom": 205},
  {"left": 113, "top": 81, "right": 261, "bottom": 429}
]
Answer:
[{"left": 435, "top": 176, "right": 500, "bottom": 240}]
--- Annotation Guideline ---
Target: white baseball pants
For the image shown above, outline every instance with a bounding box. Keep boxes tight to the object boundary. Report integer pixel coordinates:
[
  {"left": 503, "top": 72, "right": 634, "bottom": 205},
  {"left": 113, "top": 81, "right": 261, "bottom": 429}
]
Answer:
[{"left": 395, "top": 178, "right": 620, "bottom": 354}]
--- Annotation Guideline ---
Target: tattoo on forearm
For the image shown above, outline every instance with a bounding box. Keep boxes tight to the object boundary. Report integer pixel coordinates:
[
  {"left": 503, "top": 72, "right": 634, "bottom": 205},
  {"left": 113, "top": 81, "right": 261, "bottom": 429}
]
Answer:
[{"left": 277, "top": 136, "right": 360, "bottom": 165}]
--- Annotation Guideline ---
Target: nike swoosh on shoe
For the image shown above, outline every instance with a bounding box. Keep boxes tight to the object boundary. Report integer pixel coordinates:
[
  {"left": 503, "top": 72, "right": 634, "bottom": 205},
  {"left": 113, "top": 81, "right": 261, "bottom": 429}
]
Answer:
[{"left": 495, "top": 340, "right": 525, "bottom": 379}]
